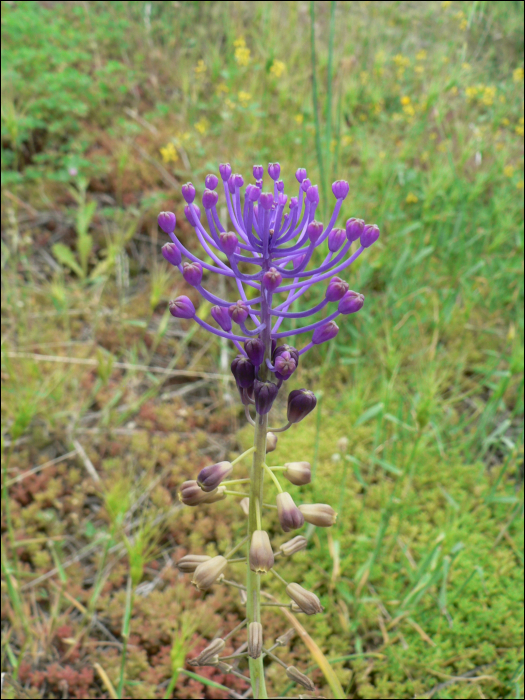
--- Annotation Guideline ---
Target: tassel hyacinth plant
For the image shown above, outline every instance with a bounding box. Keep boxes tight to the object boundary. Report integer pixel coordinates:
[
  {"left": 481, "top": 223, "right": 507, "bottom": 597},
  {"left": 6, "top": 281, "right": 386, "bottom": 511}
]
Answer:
[{"left": 158, "top": 162, "right": 379, "bottom": 698}]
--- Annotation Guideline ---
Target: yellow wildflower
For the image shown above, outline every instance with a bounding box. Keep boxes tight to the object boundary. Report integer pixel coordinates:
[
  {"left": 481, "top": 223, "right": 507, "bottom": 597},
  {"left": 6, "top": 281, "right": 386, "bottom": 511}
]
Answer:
[
  {"left": 442, "top": 56, "right": 450, "bottom": 64},
  {"left": 233, "top": 37, "right": 246, "bottom": 47},
  {"left": 501, "top": 118, "right": 510, "bottom": 126},
  {"left": 224, "top": 98, "right": 236, "bottom": 110},
  {"left": 455, "top": 10, "right": 465, "bottom": 19},
  {"left": 294, "top": 114, "right": 304, "bottom": 125},
  {"left": 403, "top": 103, "right": 416, "bottom": 117},
  {"left": 421, "top": 151, "right": 429, "bottom": 163},
  {"left": 379, "top": 151, "right": 386, "bottom": 159},
  {"left": 517, "top": 181, "right": 524, "bottom": 190},
  {"left": 442, "top": 0, "right": 452, "bottom": 7},
  {"left": 495, "top": 143, "right": 505, "bottom": 151},
  {"left": 270, "top": 60, "right": 286, "bottom": 78},
  {"left": 430, "top": 133, "right": 437, "bottom": 140},
  {"left": 216, "top": 83, "right": 229, "bottom": 94},
  {"left": 465, "top": 86, "right": 478, "bottom": 100},
  {"left": 462, "top": 63, "right": 471, "bottom": 71},
  {"left": 359, "top": 114, "right": 367, "bottom": 121},
  {"left": 459, "top": 18, "right": 468, "bottom": 30},
  {"left": 482, "top": 86, "right": 496, "bottom": 106},
  {"left": 235, "top": 41, "right": 251, "bottom": 67},
  {"left": 438, "top": 142, "right": 448, "bottom": 152},
  {"left": 238, "top": 91, "right": 251, "bottom": 107},
  {"left": 516, "top": 124, "right": 524, "bottom": 136},
  {"left": 415, "top": 65, "right": 425, "bottom": 74},
  {"left": 194, "top": 59, "right": 207, "bottom": 75},
  {"left": 393, "top": 54, "right": 410, "bottom": 68},
  {"left": 401, "top": 96, "right": 411, "bottom": 106},
  {"left": 416, "top": 50, "right": 427, "bottom": 61},
  {"left": 513, "top": 67, "right": 524, "bottom": 83},
  {"left": 341, "top": 134, "right": 353, "bottom": 147},
  {"left": 503, "top": 165, "right": 514, "bottom": 178},
  {"left": 160, "top": 142, "right": 178, "bottom": 164},
  {"left": 195, "top": 118, "right": 209, "bottom": 135},
  {"left": 406, "top": 192, "right": 419, "bottom": 204}
]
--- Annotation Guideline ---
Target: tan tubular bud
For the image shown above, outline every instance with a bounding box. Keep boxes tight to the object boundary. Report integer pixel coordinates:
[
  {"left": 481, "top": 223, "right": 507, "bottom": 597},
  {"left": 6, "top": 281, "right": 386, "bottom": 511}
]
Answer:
[
  {"left": 286, "top": 665, "right": 316, "bottom": 691},
  {"left": 279, "top": 535, "right": 308, "bottom": 556},
  {"left": 266, "top": 432, "right": 278, "bottom": 453},
  {"left": 191, "top": 555, "right": 228, "bottom": 590},
  {"left": 283, "top": 461, "right": 311, "bottom": 486},
  {"left": 216, "top": 661, "right": 233, "bottom": 673},
  {"left": 286, "top": 582, "right": 323, "bottom": 615},
  {"left": 204, "top": 485, "right": 227, "bottom": 503},
  {"left": 179, "top": 480, "right": 215, "bottom": 506},
  {"left": 239, "top": 589, "right": 247, "bottom": 605},
  {"left": 248, "top": 621, "right": 263, "bottom": 658},
  {"left": 276, "top": 628, "right": 296, "bottom": 646},
  {"left": 240, "top": 497, "right": 250, "bottom": 515},
  {"left": 177, "top": 554, "right": 212, "bottom": 573},
  {"left": 299, "top": 503, "right": 337, "bottom": 527},
  {"left": 276, "top": 492, "right": 305, "bottom": 532},
  {"left": 249, "top": 530, "right": 275, "bottom": 573},
  {"left": 196, "top": 638, "right": 225, "bottom": 664}
]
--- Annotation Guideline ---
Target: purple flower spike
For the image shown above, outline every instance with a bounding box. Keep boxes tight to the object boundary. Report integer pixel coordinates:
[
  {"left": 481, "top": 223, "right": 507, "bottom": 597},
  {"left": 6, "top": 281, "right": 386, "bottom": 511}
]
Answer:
[
  {"left": 231, "top": 355, "right": 256, "bottom": 388},
  {"left": 332, "top": 180, "right": 350, "bottom": 200},
  {"left": 306, "top": 185, "right": 319, "bottom": 205},
  {"left": 276, "top": 179, "right": 285, "bottom": 192},
  {"left": 287, "top": 389, "right": 317, "bottom": 424},
  {"left": 312, "top": 321, "right": 339, "bottom": 345},
  {"left": 253, "top": 165, "right": 264, "bottom": 180},
  {"left": 220, "top": 231, "right": 238, "bottom": 256},
  {"left": 161, "top": 242, "right": 182, "bottom": 266},
  {"left": 158, "top": 211, "right": 176, "bottom": 234},
  {"left": 229, "top": 300, "right": 249, "bottom": 324},
  {"left": 211, "top": 305, "right": 232, "bottom": 332},
  {"left": 338, "top": 290, "right": 364, "bottom": 314},
  {"left": 205, "top": 173, "right": 219, "bottom": 190},
  {"left": 325, "top": 276, "right": 349, "bottom": 301},
  {"left": 307, "top": 220, "right": 323, "bottom": 244},
  {"left": 346, "top": 217, "right": 365, "bottom": 242},
  {"left": 219, "top": 163, "right": 232, "bottom": 181},
  {"left": 274, "top": 351, "right": 297, "bottom": 379},
  {"left": 328, "top": 228, "right": 346, "bottom": 252},
  {"left": 203, "top": 188, "right": 219, "bottom": 210},
  {"left": 246, "top": 184, "right": 261, "bottom": 202},
  {"left": 245, "top": 337, "right": 265, "bottom": 366},
  {"left": 301, "top": 178, "right": 312, "bottom": 192},
  {"left": 295, "top": 168, "right": 307, "bottom": 183},
  {"left": 184, "top": 204, "right": 201, "bottom": 224},
  {"left": 169, "top": 296, "right": 196, "bottom": 319},
  {"left": 233, "top": 173, "right": 244, "bottom": 188},
  {"left": 260, "top": 192, "right": 274, "bottom": 211},
  {"left": 361, "top": 224, "right": 380, "bottom": 248},
  {"left": 289, "top": 196, "right": 299, "bottom": 209},
  {"left": 262, "top": 267, "right": 282, "bottom": 292},
  {"left": 182, "top": 182, "right": 196, "bottom": 204},
  {"left": 182, "top": 261, "right": 203, "bottom": 286},
  {"left": 268, "top": 163, "right": 281, "bottom": 181},
  {"left": 254, "top": 379, "right": 279, "bottom": 414}
]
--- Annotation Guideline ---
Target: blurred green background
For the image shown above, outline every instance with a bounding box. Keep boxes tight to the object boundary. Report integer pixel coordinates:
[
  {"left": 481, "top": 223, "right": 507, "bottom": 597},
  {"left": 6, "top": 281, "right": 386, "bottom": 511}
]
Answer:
[{"left": 1, "top": 1, "right": 523, "bottom": 698}]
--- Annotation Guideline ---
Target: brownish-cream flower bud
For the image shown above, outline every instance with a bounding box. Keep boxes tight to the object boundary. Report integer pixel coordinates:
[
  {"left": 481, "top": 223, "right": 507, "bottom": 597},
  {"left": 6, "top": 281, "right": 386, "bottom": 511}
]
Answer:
[
  {"left": 286, "top": 582, "right": 323, "bottom": 615},
  {"left": 279, "top": 535, "right": 308, "bottom": 556},
  {"left": 283, "top": 461, "right": 311, "bottom": 486},
  {"left": 196, "top": 638, "right": 225, "bottom": 664},
  {"left": 299, "top": 503, "right": 337, "bottom": 527},
  {"left": 179, "top": 480, "right": 215, "bottom": 506},
  {"left": 249, "top": 530, "right": 274, "bottom": 573},
  {"left": 239, "top": 589, "right": 247, "bottom": 605},
  {"left": 203, "top": 485, "right": 227, "bottom": 503},
  {"left": 240, "top": 497, "right": 250, "bottom": 515},
  {"left": 191, "top": 555, "right": 228, "bottom": 590},
  {"left": 177, "top": 554, "right": 211, "bottom": 573},
  {"left": 286, "top": 665, "right": 316, "bottom": 691},
  {"left": 248, "top": 621, "right": 263, "bottom": 658},
  {"left": 276, "top": 628, "right": 296, "bottom": 646},
  {"left": 266, "top": 432, "right": 278, "bottom": 453},
  {"left": 276, "top": 492, "right": 304, "bottom": 532}
]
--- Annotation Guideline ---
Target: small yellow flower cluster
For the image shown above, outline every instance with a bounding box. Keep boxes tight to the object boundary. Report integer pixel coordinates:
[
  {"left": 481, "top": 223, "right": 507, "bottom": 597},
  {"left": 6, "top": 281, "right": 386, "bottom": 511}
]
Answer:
[
  {"left": 160, "top": 142, "right": 178, "bottom": 164},
  {"left": 503, "top": 165, "right": 515, "bottom": 178},
  {"left": 516, "top": 117, "right": 524, "bottom": 137},
  {"left": 341, "top": 134, "right": 353, "bottom": 147},
  {"left": 400, "top": 95, "right": 415, "bottom": 118},
  {"left": 270, "top": 60, "right": 286, "bottom": 78},
  {"left": 517, "top": 181, "right": 524, "bottom": 190},
  {"left": 455, "top": 10, "right": 468, "bottom": 30},
  {"left": 373, "top": 99, "right": 385, "bottom": 116},
  {"left": 238, "top": 91, "right": 252, "bottom": 107},
  {"left": 216, "top": 83, "right": 229, "bottom": 94},
  {"left": 513, "top": 67, "right": 524, "bottom": 83},
  {"left": 195, "top": 118, "right": 209, "bottom": 135},
  {"left": 234, "top": 38, "right": 251, "bottom": 67},
  {"left": 416, "top": 50, "right": 427, "bottom": 61},
  {"left": 294, "top": 114, "right": 304, "bottom": 125},
  {"left": 393, "top": 53, "right": 410, "bottom": 79},
  {"left": 195, "top": 59, "right": 206, "bottom": 75},
  {"left": 465, "top": 84, "right": 497, "bottom": 106},
  {"left": 406, "top": 192, "right": 419, "bottom": 204}
]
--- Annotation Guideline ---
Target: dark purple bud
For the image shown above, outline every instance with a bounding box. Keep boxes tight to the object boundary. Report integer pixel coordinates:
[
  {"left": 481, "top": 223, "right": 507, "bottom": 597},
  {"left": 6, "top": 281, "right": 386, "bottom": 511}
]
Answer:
[
  {"left": 228, "top": 300, "right": 249, "bottom": 324},
  {"left": 338, "top": 290, "right": 364, "bottom": 314},
  {"left": 312, "top": 320, "right": 339, "bottom": 344},
  {"left": 219, "top": 163, "right": 232, "bottom": 181},
  {"left": 295, "top": 168, "right": 307, "bottom": 183},
  {"left": 237, "top": 383, "right": 255, "bottom": 406},
  {"left": 220, "top": 231, "right": 238, "bottom": 256},
  {"left": 325, "top": 276, "right": 349, "bottom": 302},
  {"left": 211, "top": 305, "right": 232, "bottom": 332},
  {"left": 158, "top": 211, "right": 176, "bottom": 234},
  {"left": 332, "top": 179, "right": 350, "bottom": 200},
  {"left": 197, "top": 461, "right": 233, "bottom": 492},
  {"left": 301, "top": 178, "right": 312, "bottom": 192},
  {"left": 202, "top": 188, "right": 219, "bottom": 210},
  {"left": 205, "top": 173, "right": 219, "bottom": 190},
  {"left": 262, "top": 267, "right": 282, "bottom": 292},
  {"left": 289, "top": 196, "right": 299, "bottom": 209},
  {"left": 246, "top": 184, "right": 261, "bottom": 202},
  {"left": 361, "top": 224, "right": 380, "bottom": 248},
  {"left": 253, "top": 165, "right": 264, "bottom": 180},
  {"left": 227, "top": 175, "right": 236, "bottom": 194},
  {"left": 245, "top": 337, "right": 265, "bottom": 366},
  {"left": 273, "top": 344, "right": 299, "bottom": 366},
  {"left": 184, "top": 204, "right": 201, "bottom": 224},
  {"left": 233, "top": 173, "right": 244, "bottom": 188},
  {"left": 287, "top": 389, "right": 317, "bottom": 424},
  {"left": 169, "top": 296, "right": 196, "bottom": 319},
  {"left": 328, "top": 227, "right": 346, "bottom": 252},
  {"left": 268, "top": 162, "right": 281, "bottom": 180},
  {"left": 276, "top": 179, "right": 285, "bottom": 192},
  {"left": 254, "top": 379, "right": 279, "bottom": 415},
  {"left": 306, "top": 185, "right": 319, "bottom": 204},
  {"left": 274, "top": 351, "right": 297, "bottom": 379},
  {"left": 345, "top": 217, "right": 365, "bottom": 242},
  {"left": 255, "top": 179, "right": 263, "bottom": 189},
  {"left": 182, "top": 182, "right": 196, "bottom": 204},
  {"left": 307, "top": 220, "right": 323, "bottom": 244},
  {"left": 277, "top": 193, "right": 288, "bottom": 207},
  {"left": 277, "top": 492, "right": 304, "bottom": 532},
  {"left": 260, "top": 192, "right": 274, "bottom": 211},
  {"left": 231, "top": 355, "right": 256, "bottom": 388},
  {"left": 161, "top": 242, "right": 182, "bottom": 266},
  {"left": 182, "top": 261, "right": 203, "bottom": 286}
]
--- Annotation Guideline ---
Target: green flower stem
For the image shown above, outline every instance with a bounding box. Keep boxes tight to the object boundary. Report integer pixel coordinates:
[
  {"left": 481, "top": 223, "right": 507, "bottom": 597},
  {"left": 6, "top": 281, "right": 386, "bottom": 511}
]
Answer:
[
  {"left": 263, "top": 463, "right": 283, "bottom": 492},
  {"left": 231, "top": 446, "right": 256, "bottom": 466},
  {"left": 224, "top": 489, "right": 249, "bottom": 497},
  {"left": 269, "top": 567, "right": 289, "bottom": 586},
  {"left": 222, "top": 478, "right": 251, "bottom": 486},
  {"left": 225, "top": 535, "right": 249, "bottom": 560}
]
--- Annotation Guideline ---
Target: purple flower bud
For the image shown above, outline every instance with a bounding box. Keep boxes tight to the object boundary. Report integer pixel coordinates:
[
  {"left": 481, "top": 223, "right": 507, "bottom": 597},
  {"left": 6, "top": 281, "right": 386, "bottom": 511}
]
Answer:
[
  {"left": 307, "top": 220, "right": 323, "bottom": 243},
  {"left": 237, "top": 383, "right": 255, "bottom": 406},
  {"left": 289, "top": 196, "right": 298, "bottom": 209},
  {"left": 274, "top": 351, "right": 297, "bottom": 379},
  {"left": 255, "top": 179, "right": 263, "bottom": 189},
  {"left": 202, "top": 188, "right": 219, "bottom": 210},
  {"left": 184, "top": 204, "right": 201, "bottom": 224},
  {"left": 338, "top": 290, "right": 364, "bottom": 314},
  {"left": 262, "top": 267, "right": 282, "bottom": 292},
  {"left": 253, "top": 379, "right": 279, "bottom": 415},
  {"left": 295, "top": 168, "right": 307, "bottom": 183},
  {"left": 260, "top": 192, "right": 274, "bottom": 210},
  {"left": 253, "top": 165, "right": 264, "bottom": 180},
  {"left": 161, "top": 242, "right": 182, "bottom": 266},
  {"left": 268, "top": 162, "right": 281, "bottom": 180},
  {"left": 332, "top": 179, "right": 350, "bottom": 200},
  {"left": 312, "top": 321, "right": 339, "bottom": 344},
  {"left": 274, "top": 344, "right": 299, "bottom": 366},
  {"left": 287, "top": 389, "right": 317, "bottom": 424},
  {"left": 276, "top": 492, "right": 304, "bottom": 532},
  {"left": 179, "top": 480, "right": 214, "bottom": 506},
  {"left": 306, "top": 185, "right": 319, "bottom": 204},
  {"left": 158, "top": 211, "right": 176, "bottom": 234},
  {"left": 231, "top": 355, "right": 256, "bottom": 388},
  {"left": 211, "top": 305, "right": 232, "bottom": 332},
  {"left": 182, "top": 182, "right": 196, "bottom": 204},
  {"left": 300, "top": 178, "right": 312, "bottom": 192},
  {"left": 228, "top": 300, "right": 249, "bottom": 324},
  {"left": 233, "top": 173, "right": 244, "bottom": 188},
  {"left": 197, "top": 461, "right": 233, "bottom": 492},
  {"left": 182, "top": 261, "right": 203, "bottom": 286},
  {"left": 205, "top": 173, "right": 219, "bottom": 190},
  {"left": 346, "top": 217, "right": 365, "bottom": 242},
  {"left": 276, "top": 179, "right": 285, "bottom": 192},
  {"left": 227, "top": 175, "right": 236, "bottom": 194},
  {"left": 278, "top": 193, "right": 288, "bottom": 207},
  {"left": 328, "top": 227, "right": 346, "bottom": 252},
  {"left": 245, "top": 337, "right": 265, "bottom": 366},
  {"left": 361, "top": 223, "right": 380, "bottom": 248},
  {"left": 325, "top": 276, "right": 349, "bottom": 301},
  {"left": 169, "top": 296, "right": 196, "bottom": 319},
  {"left": 219, "top": 163, "right": 232, "bottom": 181},
  {"left": 219, "top": 231, "right": 238, "bottom": 256},
  {"left": 246, "top": 184, "right": 261, "bottom": 201}
]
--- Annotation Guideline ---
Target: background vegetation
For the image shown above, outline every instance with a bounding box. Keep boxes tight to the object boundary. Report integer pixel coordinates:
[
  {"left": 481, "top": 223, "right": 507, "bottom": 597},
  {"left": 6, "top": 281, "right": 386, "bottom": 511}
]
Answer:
[{"left": 1, "top": 1, "right": 523, "bottom": 698}]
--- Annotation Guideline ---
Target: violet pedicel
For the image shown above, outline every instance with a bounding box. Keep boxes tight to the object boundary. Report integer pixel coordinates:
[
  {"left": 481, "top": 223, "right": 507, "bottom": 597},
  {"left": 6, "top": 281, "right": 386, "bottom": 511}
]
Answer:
[{"left": 161, "top": 162, "right": 380, "bottom": 698}]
